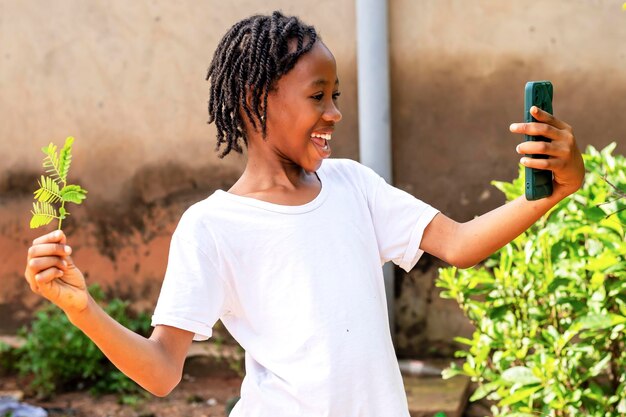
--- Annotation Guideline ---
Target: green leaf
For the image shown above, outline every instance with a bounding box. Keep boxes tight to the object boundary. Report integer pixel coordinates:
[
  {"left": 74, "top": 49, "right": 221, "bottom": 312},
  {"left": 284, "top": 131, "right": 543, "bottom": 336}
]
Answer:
[
  {"left": 547, "top": 277, "right": 571, "bottom": 292},
  {"left": 41, "top": 142, "right": 63, "bottom": 184},
  {"left": 60, "top": 184, "right": 87, "bottom": 204},
  {"left": 501, "top": 366, "right": 541, "bottom": 386},
  {"left": 498, "top": 384, "right": 542, "bottom": 406},
  {"left": 33, "top": 175, "right": 61, "bottom": 204},
  {"left": 453, "top": 336, "right": 474, "bottom": 346},
  {"left": 58, "top": 136, "right": 74, "bottom": 183},
  {"left": 573, "top": 313, "right": 626, "bottom": 331},
  {"left": 586, "top": 253, "right": 619, "bottom": 272},
  {"left": 470, "top": 380, "right": 500, "bottom": 401},
  {"left": 489, "top": 304, "right": 511, "bottom": 320},
  {"left": 441, "top": 362, "right": 465, "bottom": 379},
  {"left": 30, "top": 201, "right": 58, "bottom": 228},
  {"left": 586, "top": 353, "right": 612, "bottom": 378}
]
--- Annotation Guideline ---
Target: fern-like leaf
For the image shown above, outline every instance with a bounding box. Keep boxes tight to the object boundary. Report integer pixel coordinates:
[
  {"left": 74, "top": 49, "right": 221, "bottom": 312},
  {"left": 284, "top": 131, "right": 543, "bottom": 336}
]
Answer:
[
  {"left": 30, "top": 201, "right": 58, "bottom": 228},
  {"left": 60, "top": 184, "right": 87, "bottom": 204},
  {"left": 58, "top": 136, "right": 74, "bottom": 183},
  {"left": 33, "top": 175, "right": 62, "bottom": 204},
  {"left": 42, "top": 142, "right": 62, "bottom": 184}
]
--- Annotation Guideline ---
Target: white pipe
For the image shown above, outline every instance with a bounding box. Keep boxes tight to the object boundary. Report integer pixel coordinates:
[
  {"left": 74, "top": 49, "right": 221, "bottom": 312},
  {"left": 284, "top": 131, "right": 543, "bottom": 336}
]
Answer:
[{"left": 356, "top": 0, "right": 395, "bottom": 343}]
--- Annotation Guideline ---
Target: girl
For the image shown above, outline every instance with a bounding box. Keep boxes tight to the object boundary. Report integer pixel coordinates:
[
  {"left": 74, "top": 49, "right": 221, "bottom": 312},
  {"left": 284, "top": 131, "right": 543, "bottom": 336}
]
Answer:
[{"left": 24, "top": 11, "right": 584, "bottom": 417}]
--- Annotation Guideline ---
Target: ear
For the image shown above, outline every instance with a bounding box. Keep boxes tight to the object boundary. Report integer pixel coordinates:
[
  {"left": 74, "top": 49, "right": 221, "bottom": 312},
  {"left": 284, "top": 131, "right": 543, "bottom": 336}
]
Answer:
[{"left": 243, "top": 87, "right": 265, "bottom": 132}]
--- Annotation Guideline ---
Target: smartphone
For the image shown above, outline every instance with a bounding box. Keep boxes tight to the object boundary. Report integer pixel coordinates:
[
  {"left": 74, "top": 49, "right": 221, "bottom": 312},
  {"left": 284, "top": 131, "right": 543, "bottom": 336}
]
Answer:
[{"left": 524, "top": 81, "right": 554, "bottom": 200}]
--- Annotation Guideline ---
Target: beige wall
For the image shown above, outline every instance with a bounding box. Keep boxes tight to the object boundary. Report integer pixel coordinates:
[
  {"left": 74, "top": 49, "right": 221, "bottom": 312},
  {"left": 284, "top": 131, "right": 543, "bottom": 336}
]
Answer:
[{"left": 1, "top": 0, "right": 625, "bottom": 356}]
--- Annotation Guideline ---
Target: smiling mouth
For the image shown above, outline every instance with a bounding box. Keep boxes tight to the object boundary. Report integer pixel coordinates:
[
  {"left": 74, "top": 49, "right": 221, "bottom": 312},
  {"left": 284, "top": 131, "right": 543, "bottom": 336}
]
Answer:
[{"left": 311, "top": 132, "right": 332, "bottom": 151}]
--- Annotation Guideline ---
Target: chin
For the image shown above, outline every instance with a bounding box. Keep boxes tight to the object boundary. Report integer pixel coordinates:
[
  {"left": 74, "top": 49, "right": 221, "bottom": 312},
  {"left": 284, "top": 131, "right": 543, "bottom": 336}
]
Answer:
[{"left": 310, "top": 158, "right": 326, "bottom": 173}]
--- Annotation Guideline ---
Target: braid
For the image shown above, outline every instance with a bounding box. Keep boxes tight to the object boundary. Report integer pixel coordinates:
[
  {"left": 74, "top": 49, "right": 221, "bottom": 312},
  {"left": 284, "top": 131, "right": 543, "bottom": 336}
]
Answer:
[{"left": 206, "top": 11, "right": 317, "bottom": 158}]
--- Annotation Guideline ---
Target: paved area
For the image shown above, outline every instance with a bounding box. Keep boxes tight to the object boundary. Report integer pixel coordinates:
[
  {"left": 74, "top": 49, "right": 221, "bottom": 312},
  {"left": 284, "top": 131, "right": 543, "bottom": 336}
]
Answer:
[{"left": 403, "top": 373, "right": 470, "bottom": 417}]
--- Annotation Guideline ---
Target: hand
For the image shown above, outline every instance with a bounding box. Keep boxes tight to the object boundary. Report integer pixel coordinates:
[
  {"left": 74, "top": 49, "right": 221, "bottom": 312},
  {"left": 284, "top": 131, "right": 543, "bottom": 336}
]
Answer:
[
  {"left": 24, "top": 230, "right": 89, "bottom": 315},
  {"left": 510, "top": 106, "right": 585, "bottom": 198}
]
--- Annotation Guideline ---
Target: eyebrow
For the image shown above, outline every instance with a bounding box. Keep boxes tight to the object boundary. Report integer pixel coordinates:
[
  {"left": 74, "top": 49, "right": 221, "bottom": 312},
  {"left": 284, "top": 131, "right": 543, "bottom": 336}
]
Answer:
[{"left": 311, "top": 78, "right": 340, "bottom": 87}]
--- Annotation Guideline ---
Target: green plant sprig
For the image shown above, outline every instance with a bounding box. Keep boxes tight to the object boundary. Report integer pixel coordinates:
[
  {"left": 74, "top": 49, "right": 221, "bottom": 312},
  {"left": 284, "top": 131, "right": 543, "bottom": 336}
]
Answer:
[{"left": 30, "top": 136, "right": 88, "bottom": 230}]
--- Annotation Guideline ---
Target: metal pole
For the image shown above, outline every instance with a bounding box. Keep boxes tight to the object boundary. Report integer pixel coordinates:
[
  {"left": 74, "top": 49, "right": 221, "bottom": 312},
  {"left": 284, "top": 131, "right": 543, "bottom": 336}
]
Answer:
[{"left": 356, "top": 0, "right": 395, "bottom": 343}]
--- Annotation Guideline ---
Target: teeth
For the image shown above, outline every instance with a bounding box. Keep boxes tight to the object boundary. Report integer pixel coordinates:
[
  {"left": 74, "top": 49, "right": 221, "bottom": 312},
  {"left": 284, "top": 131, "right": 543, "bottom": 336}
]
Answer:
[{"left": 311, "top": 133, "right": 332, "bottom": 141}]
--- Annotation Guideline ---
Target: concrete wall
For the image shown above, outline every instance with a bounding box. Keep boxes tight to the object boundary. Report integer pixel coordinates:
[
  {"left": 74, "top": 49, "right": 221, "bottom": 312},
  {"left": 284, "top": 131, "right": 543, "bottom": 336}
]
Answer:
[{"left": 1, "top": 0, "right": 625, "bottom": 356}]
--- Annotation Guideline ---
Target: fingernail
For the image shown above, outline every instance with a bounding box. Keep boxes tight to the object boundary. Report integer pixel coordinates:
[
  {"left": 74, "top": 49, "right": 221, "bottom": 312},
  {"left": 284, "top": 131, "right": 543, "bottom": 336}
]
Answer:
[
  {"left": 510, "top": 123, "right": 518, "bottom": 130},
  {"left": 516, "top": 144, "right": 521, "bottom": 153},
  {"left": 64, "top": 246, "right": 72, "bottom": 254},
  {"left": 54, "top": 230, "right": 61, "bottom": 238},
  {"left": 61, "top": 260, "right": 67, "bottom": 268}
]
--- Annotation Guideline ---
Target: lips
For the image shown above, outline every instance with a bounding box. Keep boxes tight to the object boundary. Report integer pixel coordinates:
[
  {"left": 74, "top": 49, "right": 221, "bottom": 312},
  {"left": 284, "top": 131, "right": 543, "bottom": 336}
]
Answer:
[
  {"left": 310, "top": 132, "right": 332, "bottom": 156},
  {"left": 310, "top": 136, "right": 327, "bottom": 148}
]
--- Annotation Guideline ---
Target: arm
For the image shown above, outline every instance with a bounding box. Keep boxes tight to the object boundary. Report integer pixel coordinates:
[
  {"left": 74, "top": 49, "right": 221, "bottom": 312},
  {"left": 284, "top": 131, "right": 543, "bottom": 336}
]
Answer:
[
  {"left": 25, "top": 230, "right": 194, "bottom": 396},
  {"left": 420, "top": 106, "right": 585, "bottom": 268}
]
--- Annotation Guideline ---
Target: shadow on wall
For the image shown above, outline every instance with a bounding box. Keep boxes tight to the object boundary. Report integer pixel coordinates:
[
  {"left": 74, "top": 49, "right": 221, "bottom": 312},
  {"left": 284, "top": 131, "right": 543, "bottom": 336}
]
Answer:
[{"left": 0, "top": 160, "right": 241, "bottom": 332}]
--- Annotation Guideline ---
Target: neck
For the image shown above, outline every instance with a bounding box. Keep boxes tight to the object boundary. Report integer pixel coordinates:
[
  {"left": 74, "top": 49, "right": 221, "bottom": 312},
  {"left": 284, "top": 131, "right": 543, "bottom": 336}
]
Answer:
[{"left": 230, "top": 139, "right": 318, "bottom": 195}]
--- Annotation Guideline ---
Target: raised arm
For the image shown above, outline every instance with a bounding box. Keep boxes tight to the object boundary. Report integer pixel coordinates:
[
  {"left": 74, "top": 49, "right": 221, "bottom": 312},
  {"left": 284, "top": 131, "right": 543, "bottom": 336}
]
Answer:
[
  {"left": 420, "top": 106, "right": 585, "bottom": 268},
  {"left": 24, "top": 230, "right": 194, "bottom": 396}
]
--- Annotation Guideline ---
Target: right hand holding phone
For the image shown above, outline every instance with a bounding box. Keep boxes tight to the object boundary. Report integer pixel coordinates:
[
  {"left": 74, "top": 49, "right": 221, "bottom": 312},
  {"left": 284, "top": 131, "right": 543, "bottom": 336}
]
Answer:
[
  {"left": 25, "top": 230, "right": 89, "bottom": 315},
  {"left": 510, "top": 106, "right": 585, "bottom": 199}
]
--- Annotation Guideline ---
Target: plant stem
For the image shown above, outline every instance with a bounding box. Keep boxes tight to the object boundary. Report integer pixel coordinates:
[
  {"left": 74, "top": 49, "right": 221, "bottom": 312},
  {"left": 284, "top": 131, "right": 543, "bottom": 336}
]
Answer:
[
  {"left": 57, "top": 177, "right": 67, "bottom": 230},
  {"left": 57, "top": 201, "right": 65, "bottom": 230}
]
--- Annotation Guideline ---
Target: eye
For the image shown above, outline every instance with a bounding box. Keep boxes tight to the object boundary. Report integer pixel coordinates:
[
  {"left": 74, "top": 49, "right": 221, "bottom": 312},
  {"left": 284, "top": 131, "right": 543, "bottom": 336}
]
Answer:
[
  {"left": 332, "top": 91, "right": 341, "bottom": 101},
  {"left": 311, "top": 93, "right": 324, "bottom": 101}
]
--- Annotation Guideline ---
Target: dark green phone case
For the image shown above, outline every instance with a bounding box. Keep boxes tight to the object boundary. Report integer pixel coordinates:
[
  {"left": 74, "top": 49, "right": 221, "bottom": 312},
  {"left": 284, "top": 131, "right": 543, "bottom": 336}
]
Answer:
[{"left": 524, "top": 81, "right": 554, "bottom": 200}]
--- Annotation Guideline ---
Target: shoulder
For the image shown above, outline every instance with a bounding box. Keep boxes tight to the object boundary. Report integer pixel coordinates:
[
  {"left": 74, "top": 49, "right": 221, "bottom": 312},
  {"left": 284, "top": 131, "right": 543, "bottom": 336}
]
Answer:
[
  {"left": 172, "top": 192, "right": 229, "bottom": 242},
  {"left": 320, "top": 158, "right": 383, "bottom": 192},
  {"left": 320, "top": 158, "right": 381, "bottom": 181}
]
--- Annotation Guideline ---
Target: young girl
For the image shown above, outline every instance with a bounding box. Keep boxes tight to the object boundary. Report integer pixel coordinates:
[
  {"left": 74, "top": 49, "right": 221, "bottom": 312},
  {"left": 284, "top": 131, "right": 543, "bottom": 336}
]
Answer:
[{"left": 24, "top": 11, "right": 584, "bottom": 417}]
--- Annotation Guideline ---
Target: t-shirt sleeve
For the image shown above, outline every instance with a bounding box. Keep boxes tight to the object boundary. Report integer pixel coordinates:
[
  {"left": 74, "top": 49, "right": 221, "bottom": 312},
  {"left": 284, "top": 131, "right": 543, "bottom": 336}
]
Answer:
[
  {"left": 357, "top": 162, "right": 440, "bottom": 272},
  {"left": 151, "top": 210, "right": 227, "bottom": 341}
]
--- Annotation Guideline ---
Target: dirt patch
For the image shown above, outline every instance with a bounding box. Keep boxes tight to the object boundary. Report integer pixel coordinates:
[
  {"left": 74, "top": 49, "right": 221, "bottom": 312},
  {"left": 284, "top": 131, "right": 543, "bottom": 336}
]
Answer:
[{"left": 1, "top": 371, "right": 243, "bottom": 417}]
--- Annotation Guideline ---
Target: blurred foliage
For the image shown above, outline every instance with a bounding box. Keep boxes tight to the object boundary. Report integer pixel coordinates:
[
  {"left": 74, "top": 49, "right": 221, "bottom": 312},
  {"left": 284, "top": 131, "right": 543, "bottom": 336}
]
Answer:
[
  {"left": 10, "top": 285, "right": 151, "bottom": 398},
  {"left": 437, "top": 144, "right": 626, "bottom": 416}
]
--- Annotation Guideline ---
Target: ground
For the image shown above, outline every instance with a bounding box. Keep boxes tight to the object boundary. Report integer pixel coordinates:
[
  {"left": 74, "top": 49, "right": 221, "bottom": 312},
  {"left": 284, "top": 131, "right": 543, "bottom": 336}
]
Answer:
[
  {"left": 1, "top": 374, "right": 242, "bottom": 417},
  {"left": 0, "top": 356, "right": 244, "bottom": 417}
]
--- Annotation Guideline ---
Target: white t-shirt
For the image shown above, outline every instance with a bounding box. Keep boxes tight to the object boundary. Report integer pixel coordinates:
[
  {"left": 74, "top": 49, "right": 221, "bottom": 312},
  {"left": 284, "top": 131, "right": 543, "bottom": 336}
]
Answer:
[{"left": 152, "top": 158, "right": 439, "bottom": 417}]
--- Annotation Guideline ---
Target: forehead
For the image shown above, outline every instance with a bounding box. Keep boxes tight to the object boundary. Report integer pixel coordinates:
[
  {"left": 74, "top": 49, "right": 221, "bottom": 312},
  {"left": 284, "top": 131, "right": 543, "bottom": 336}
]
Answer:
[{"left": 279, "top": 41, "right": 338, "bottom": 89}]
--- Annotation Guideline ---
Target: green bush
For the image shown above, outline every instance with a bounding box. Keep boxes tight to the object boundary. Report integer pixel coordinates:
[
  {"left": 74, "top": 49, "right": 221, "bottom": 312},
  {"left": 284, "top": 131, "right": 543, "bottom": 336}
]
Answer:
[
  {"left": 437, "top": 143, "right": 626, "bottom": 416},
  {"left": 14, "top": 285, "right": 152, "bottom": 398}
]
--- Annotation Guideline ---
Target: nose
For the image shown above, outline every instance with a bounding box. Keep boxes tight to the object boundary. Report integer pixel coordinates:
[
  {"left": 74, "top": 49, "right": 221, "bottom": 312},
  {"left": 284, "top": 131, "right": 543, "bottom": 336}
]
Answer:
[{"left": 323, "top": 101, "right": 342, "bottom": 123}]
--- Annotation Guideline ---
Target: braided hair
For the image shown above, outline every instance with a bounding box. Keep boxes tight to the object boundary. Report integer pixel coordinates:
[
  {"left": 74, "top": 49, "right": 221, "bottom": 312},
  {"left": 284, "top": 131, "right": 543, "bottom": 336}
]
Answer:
[{"left": 206, "top": 11, "right": 318, "bottom": 158}]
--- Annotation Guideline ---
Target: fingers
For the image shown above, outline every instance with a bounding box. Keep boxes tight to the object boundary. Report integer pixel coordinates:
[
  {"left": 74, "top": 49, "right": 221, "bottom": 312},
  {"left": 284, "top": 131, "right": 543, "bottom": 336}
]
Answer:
[
  {"left": 27, "top": 242, "right": 72, "bottom": 260},
  {"left": 510, "top": 106, "right": 578, "bottom": 167},
  {"left": 32, "top": 229, "right": 66, "bottom": 246},
  {"left": 34, "top": 266, "right": 65, "bottom": 285},
  {"left": 519, "top": 156, "right": 565, "bottom": 171},
  {"left": 26, "top": 231, "right": 72, "bottom": 294},
  {"left": 516, "top": 139, "right": 573, "bottom": 159},
  {"left": 527, "top": 106, "right": 572, "bottom": 131},
  {"left": 509, "top": 121, "right": 572, "bottom": 143},
  {"left": 29, "top": 256, "right": 68, "bottom": 275},
  {"left": 510, "top": 107, "right": 574, "bottom": 142}
]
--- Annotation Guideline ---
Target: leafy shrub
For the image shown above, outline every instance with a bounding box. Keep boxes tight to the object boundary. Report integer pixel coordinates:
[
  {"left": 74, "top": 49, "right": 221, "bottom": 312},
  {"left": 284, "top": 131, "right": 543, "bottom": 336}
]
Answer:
[
  {"left": 437, "top": 143, "right": 626, "bottom": 416},
  {"left": 14, "top": 285, "right": 152, "bottom": 398}
]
